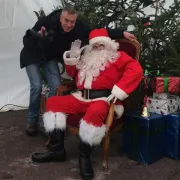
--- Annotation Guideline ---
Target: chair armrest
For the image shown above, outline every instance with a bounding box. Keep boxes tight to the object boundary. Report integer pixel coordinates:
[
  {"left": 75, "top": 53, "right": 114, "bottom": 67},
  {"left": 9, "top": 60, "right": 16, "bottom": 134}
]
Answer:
[
  {"left": 56, "top": 85, "right": 68, "bottom": 96},
  {"left": 105, "top": 103, "right": 115, "bottom": 132},
  {"left": 61, "top": 78, "right": 76, "bottom": 86},
  {"left": 56, "top": 81, "right": 76, "bottom": 96}
]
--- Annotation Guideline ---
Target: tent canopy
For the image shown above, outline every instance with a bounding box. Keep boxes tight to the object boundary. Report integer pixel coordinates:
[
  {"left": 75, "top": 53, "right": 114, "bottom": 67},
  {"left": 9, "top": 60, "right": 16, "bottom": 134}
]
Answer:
[{"left": 0, "top": 0, "right": 61, "bottom": 112}]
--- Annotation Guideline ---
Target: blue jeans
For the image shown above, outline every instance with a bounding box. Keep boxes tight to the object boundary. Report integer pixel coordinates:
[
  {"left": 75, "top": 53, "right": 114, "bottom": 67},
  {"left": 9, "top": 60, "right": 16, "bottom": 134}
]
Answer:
[{"left": 26, "top": 60, "right": 61, "bottom": 123}]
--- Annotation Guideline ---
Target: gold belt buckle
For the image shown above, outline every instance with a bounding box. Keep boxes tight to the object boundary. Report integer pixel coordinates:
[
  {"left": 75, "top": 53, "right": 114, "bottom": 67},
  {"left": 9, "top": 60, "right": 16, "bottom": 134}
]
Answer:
[{"left": 84, "top": 89, "right": 90, "bottom": 99}]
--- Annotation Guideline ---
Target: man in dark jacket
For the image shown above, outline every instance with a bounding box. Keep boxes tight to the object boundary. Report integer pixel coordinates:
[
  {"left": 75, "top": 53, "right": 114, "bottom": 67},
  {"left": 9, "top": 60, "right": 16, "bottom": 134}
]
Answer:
[{"left": 20, "top": 6, "right": 136, "bottom": 136}]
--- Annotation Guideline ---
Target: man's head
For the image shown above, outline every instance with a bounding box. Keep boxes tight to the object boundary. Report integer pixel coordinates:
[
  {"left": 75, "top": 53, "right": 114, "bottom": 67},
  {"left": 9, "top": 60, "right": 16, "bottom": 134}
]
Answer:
[{"left": 60, "top": 6, "right": 78, "bottom": 32}]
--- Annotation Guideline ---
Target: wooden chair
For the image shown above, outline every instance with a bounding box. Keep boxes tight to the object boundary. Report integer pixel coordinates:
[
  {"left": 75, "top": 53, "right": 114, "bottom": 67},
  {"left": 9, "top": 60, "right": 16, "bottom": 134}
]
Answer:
[{"left": 41, "top": 38, "right": 141, "bottom": 170}]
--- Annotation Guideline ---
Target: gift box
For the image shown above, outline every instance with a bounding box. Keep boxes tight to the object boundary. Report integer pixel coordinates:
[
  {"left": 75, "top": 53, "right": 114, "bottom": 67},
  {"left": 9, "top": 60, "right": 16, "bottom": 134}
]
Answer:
[
  {"left": 147, "top": 96, "right": 179, "bottom": 115},
  {"left": 166, "top": 113, "right": 180, "bottom": 159},
  {"left": 153, "top": 92, "right": 169, "bottom": 100},
  {"left": 151, "top": 77, "right": 180, "bottom": 93},
  {"left": 123, "top": 111, "right": 166, "bottom": 165}
]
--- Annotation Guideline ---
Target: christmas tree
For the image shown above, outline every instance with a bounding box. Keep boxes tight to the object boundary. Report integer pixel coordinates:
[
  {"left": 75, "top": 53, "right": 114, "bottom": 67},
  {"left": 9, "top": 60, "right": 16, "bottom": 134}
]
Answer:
[
  {"left": 34, "top": 0, "right": 180, "bottom": 76},
  {"left": 134, "top": 0, "right": 180, "bottom": 76},
  {"left": 69, "top": 0, "right": 180, "bottom": 76}
]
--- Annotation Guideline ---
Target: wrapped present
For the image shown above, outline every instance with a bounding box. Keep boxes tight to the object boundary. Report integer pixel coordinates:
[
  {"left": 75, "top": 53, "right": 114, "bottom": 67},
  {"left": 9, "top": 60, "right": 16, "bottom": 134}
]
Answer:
[
  {"left": 166, "top": 113, "right": 180, "bottom": 159},
  {"left": 123, "top": 111, "right": 166, "bottom": 165},
  {"left": 153, "top": 92, "right": 169, "bottom": 100},
  {"left": 151, "top": 77, "right": 180, "bottom": 93},
  {"left": 147, "top": 96, "right": 179, "bottom": 115}
]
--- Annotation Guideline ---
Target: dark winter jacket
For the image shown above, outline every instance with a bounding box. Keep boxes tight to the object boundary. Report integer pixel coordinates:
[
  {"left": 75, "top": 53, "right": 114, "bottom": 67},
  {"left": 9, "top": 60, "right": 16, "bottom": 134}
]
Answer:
[{"left": 20, "top": 9, "right": 124, "bottom": 69}]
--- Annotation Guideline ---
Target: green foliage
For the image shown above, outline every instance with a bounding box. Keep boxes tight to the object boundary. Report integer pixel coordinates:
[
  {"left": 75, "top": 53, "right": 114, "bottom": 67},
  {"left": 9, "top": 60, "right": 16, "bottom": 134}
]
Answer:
[
  {"left": 34, "top": 0, "right": 180, "bottom": 76},
  {"left": 71, "top": 0, "right": 147, "bottom": 29},
  {"left": 134, "top": 0, "right": 180, "bottom": 76}
]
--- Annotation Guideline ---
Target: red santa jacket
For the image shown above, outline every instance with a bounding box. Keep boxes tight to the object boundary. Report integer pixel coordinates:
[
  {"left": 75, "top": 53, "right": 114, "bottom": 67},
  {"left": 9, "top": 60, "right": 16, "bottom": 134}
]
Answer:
[{"left": 63, "top": 51, "right": 143, "bottom": 101}]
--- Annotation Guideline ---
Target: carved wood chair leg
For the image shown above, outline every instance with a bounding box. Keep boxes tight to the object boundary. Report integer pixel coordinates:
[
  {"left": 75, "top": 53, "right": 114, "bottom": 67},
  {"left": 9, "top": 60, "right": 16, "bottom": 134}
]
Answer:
[
  {"left": 102, "top": 134, "right": 110, "bottom": 170},
  {"left": 45, "top": 136, "right": 50, "bottom": 148}
]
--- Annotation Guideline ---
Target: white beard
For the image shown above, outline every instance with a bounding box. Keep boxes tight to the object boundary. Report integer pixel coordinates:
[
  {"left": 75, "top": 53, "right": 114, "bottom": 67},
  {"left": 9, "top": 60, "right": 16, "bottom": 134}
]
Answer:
[{"left": 76, "top": 46, "right": 120, "bottom": 88}]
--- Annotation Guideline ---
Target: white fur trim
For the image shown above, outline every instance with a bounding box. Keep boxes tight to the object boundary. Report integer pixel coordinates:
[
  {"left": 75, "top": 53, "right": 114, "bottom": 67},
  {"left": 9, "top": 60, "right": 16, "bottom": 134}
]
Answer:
[
  {"left": 89, "top": 37, "right": 119, "bottom": 50},
  {"left": 90, "top": 36, "right": 111, "bottom": 45},
  {"left": 114, "top": 105, "right": 124, "bottom": 119},
  {"left": 72, "top": 91, "right": 109, "bottom": 103},
  {"left": 43, "top": 111, "right": 56, "bottom": 132},
  {"left": 55, "top": 112, "right": 67, "bottom": 130},
  {"left": 63, "top": 51, "right": 80, "bottom": 65},
  {"left": 79, "top": 119, "right": 107, "bottom": 146},
  {"left": 111, "top": 85, "right": 129, "bottom": 101},
  {"left": 84, "top": 73, "right": 93, "bottom": 89}
]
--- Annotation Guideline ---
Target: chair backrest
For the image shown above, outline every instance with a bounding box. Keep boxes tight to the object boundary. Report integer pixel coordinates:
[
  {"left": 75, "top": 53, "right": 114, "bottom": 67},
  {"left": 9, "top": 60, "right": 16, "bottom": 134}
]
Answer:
[
  {"left": 116, "top": 38, "right": 142, "bottom": 110},
  {"left": 116, "top": 38, "right": 141, "bottom": 60}
]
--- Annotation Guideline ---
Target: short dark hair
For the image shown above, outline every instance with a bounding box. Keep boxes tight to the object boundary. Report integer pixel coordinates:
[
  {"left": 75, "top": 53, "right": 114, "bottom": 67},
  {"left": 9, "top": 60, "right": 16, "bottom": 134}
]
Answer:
[{"left": 62, "top": 6, "right": 78, "bottom": 15}]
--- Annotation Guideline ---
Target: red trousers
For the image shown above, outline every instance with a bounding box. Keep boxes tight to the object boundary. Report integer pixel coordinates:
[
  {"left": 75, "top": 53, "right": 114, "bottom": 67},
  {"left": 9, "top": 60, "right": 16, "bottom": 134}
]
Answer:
[{"left": 46, "top": 95, "right": 110, "bottom": 127}]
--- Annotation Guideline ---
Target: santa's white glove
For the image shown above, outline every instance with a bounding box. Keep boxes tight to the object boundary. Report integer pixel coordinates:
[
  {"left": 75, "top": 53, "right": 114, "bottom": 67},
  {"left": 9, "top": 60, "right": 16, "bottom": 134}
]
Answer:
[
  {"left": 70, "top": 39, "right": 82, "bottom": 58},
  {"left": 106, "top": 94, "right": 117, "bottom": 103}
]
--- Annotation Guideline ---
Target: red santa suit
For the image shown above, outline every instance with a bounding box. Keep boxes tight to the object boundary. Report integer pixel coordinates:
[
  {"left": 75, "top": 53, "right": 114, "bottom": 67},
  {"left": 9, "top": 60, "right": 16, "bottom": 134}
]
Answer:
[{"left": 43, "top": 28, "right": 143, "bottom": 146}]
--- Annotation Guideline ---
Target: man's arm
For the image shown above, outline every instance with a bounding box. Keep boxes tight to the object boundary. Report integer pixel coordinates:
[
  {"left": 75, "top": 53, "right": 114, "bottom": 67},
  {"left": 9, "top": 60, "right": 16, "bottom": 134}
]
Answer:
[
  {"left": 32, "top": 9, "right": 61, "bottom": 31},
  {"left": 77, "top": 19, "right": 136, "bottom": 44},
  {"left": 107, "top": 28, "right": 136, "bottom": 41},
  {"left": 22, "top": 17, "right": 49, "bottom": 47},
  {"left": 106, "top": 28, "right": 124, "bottom": 39},
  {"left": 22, "top": 10, "right": 60, "bottom": 47}
]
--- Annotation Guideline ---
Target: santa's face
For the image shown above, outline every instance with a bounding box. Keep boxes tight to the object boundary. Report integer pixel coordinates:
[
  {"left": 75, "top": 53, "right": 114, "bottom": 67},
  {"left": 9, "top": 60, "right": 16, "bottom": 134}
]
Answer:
[
  {"left": 92, "top": 43, "right": 105, "bottom": 51},
  {"left": 84, "top": 43, "right": 109, "bottom": 65}
]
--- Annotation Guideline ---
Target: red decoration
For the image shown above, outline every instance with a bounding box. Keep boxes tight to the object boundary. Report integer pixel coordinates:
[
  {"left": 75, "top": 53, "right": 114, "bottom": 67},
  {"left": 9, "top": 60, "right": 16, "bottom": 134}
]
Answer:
[{"left": 151, "top": 77, "right": 180, "bottom": 93}]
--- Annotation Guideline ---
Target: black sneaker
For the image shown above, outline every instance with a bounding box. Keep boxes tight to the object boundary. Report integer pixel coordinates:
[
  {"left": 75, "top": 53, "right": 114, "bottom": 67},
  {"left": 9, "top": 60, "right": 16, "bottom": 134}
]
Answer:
[{"left": 26, "top": 122, "right": 37, "bottom": 136}]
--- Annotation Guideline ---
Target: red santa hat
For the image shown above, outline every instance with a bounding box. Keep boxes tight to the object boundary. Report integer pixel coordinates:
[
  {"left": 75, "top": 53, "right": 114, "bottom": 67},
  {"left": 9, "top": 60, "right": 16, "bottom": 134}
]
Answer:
[{"left": 89, "top": 28, "right": 119, "bottom": 50}]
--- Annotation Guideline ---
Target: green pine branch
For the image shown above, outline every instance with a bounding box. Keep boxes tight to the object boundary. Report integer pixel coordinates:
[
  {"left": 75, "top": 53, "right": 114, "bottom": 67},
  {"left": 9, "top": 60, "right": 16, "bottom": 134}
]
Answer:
[{"left": 34, "top": 0, "right": 180, "bottom": 76}]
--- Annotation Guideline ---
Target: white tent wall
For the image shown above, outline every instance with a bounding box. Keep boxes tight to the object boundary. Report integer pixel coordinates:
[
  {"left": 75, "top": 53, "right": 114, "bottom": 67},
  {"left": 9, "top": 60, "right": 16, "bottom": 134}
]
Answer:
[
  {"left": 142, "top": 0, "right": 173, "bottom": 15},
  {"left": 0, "top": 0, "right": 174, "bottom": 112},
  {"left": 0, "top": 0, "right": 61, "bottom": 112}
]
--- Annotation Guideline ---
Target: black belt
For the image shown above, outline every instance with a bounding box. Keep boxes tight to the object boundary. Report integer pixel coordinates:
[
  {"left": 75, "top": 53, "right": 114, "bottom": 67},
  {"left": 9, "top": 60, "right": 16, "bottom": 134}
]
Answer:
[{"left": 81, "top": 89, "right": 111, "bottom": 99}]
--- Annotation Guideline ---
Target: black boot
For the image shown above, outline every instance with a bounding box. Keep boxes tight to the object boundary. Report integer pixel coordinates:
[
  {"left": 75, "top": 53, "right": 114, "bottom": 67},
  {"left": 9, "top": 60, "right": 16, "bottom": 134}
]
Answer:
[
  {"left": 79, "top": 141, "right": 94, "bottom": 180},
  {"left": 31, "top": 129, "right": 66, "bottom": 162}
]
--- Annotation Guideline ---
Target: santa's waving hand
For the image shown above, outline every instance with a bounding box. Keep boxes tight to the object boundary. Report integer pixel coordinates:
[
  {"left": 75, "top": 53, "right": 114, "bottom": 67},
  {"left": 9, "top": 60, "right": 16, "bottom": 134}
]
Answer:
[{"left": 70, "top": 39, "right": 82, "bottom": 58}]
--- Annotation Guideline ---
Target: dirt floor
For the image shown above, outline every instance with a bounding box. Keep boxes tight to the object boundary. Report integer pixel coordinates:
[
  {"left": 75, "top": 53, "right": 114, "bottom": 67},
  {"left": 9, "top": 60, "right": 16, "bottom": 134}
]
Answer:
[{"left": 1, "top": 110, "right": 180, "bottom": 180}]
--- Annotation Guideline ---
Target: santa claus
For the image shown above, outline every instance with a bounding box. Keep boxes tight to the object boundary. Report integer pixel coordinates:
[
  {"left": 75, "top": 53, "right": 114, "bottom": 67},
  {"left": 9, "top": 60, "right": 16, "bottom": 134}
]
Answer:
[{"left": 31, "top": 28, "right": 143, "bottom": 180}]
